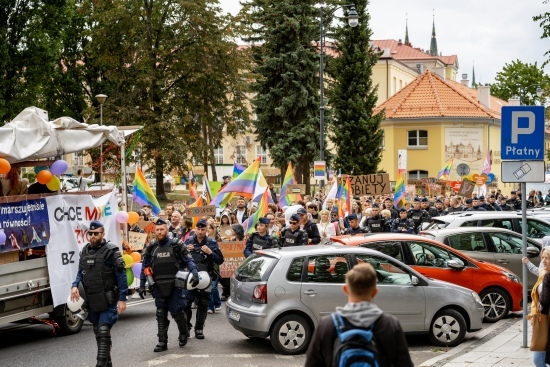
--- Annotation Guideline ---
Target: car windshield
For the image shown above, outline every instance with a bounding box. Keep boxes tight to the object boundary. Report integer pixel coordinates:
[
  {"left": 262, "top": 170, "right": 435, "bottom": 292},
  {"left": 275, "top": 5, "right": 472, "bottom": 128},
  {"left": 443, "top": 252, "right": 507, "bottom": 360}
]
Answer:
[
  {"left": 423, "top": 220, "right": 449, "bottom": 230},
  {"left": 234, "top": 254, "right": 277, "bottom": 282}
]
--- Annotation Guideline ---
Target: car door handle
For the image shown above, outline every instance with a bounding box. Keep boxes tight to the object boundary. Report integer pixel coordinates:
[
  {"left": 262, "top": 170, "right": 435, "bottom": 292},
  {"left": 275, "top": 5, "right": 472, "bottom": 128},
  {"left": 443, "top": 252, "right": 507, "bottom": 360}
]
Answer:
[
  {"left": 497, "top": 259, "right": 509, "bottom": 264},
  {"left": 303, "top": 290, "right": 317, "bottom": 295}
]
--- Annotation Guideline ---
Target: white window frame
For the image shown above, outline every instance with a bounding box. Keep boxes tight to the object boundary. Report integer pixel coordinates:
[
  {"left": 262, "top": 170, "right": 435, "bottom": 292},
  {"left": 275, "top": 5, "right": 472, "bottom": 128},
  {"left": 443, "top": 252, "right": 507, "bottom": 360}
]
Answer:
[
  {"left": 408, "top": 170, "right": 429, "bottom": 179},
  {"left": 235, "top": 145, "right": 247, "bottom": 165},
  {"left": 213, "top": 146, "right": 224, "bottom": 165},
  {"left": 256, "top": 145, "right": 268, "bottom": 164},
  {"left": 407, "top": 130, "right": 428, "bottom": 148}
]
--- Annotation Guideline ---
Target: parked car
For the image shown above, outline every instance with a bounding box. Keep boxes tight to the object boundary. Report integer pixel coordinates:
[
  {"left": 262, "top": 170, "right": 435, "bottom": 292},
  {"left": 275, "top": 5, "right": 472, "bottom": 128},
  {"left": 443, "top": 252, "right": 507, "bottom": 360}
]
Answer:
[
  {"left": 330, "top": 233, "right": 523, "bottom": 323},
  {"left": 144, "top": 173, "right": 176, "bottom": 191},
  {"left": 422, "top": 212, "right": 550, "bottom": 240},
  {"left": 419, "top": 227, "right": 541, "bottom": 289},
  {"left": 226, "top": 245, "right": 484, "bottom": 355}
]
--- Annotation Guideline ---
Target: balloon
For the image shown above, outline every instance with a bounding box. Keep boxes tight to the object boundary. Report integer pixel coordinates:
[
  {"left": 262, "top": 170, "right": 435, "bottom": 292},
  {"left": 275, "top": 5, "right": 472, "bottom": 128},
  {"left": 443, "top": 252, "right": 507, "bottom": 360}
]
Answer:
[
  {"left": 116, "top": 211, "right": 129, "bottom": 224},
  {"left": 50, "top": 160, "right": 68, "bottom": 175},
  {"left": 130, "top": 251, "right": 141, "bottom": 263},
  {"left": 488, "top": 173, "right": 496, "bottom": 183},
  {"left": 0, "top": 232, "right": 5, "bottom": 244},
  {"left": 126, "top": 268, "right": 134, "bottom": 286},
  {"left": 128, "top": 211, "right": 140, "bottom": 225},
  {"left": 0, "top": 158, "right": 10, "bottom": 174},
  {"left": 122, "top": 254, "right": 133, "bottom": 268},
  {"left": 131, "top": 262, "right": 142, "bottom": 279},
  {"left": 37, "top": 170, "right": 53, "bottom": 184},
  {"left": 46, "top": 176, "right": 61, "bottom": 191}
]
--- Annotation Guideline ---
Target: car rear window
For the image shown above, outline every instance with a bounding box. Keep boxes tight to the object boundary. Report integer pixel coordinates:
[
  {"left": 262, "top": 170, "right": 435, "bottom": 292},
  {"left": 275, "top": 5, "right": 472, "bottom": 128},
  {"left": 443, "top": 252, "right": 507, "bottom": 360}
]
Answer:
[
  {"left": 423, "top": 220, "right": 449, "bottom": 230},
  {"left": 234, "top": 254, "right": 277, "bottom": 282}
]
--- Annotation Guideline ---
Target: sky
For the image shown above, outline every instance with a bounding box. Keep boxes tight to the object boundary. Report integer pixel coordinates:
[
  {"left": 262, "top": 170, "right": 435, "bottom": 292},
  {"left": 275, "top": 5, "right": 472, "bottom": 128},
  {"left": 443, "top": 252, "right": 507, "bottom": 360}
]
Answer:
[{"left": 219, "top": 0, "right": 550, "bottom": 85}]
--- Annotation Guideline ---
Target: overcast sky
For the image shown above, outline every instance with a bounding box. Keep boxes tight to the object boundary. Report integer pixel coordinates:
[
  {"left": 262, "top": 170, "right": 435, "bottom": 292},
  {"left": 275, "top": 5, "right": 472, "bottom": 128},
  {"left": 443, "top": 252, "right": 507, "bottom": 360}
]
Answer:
[{"left": 220, "top": 0, "right": 549, "bottom": 85}]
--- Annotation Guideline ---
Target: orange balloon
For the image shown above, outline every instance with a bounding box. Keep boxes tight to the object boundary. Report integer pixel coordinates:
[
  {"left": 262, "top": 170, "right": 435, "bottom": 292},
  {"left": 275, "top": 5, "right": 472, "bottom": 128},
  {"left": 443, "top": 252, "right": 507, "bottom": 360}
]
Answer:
[
  {"left": 130, "top": 252, "right": 142, "bottom": 263},
  {"left": 128, "top": 211, "right": 140, "bottom": 225},
  {"left": 37, "top": 170, "right": 53, "bottom": 184},
  {"left": 0, "top": 158, "right": 10, "bottom": 174}
]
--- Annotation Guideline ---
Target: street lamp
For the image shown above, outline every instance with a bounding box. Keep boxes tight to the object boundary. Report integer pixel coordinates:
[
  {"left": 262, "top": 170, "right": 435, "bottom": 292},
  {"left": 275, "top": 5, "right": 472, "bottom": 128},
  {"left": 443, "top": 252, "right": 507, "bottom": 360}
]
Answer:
[
  {"left": 95, "top": 94, "right": 107, "bottom": 189},
  {"left": 319, "top": 4, "right": 358, "bottom": 192}
]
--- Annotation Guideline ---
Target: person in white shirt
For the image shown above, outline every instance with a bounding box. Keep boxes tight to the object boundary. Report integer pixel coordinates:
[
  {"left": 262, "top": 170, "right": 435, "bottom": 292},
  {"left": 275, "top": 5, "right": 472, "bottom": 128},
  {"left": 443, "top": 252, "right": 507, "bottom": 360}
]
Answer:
[
  {"left": 317, "top": 209, "right": 338, "bottom": 245},
  {"left": 77, "top": 169, "right": 95, "bottom": 191}
]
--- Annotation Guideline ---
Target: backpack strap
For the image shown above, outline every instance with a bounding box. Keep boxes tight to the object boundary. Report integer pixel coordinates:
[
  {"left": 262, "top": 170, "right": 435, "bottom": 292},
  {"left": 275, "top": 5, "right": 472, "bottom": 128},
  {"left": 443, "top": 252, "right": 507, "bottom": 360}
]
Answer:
[{"left": 331, "top": 313, "right": 347, "bottom": 338}]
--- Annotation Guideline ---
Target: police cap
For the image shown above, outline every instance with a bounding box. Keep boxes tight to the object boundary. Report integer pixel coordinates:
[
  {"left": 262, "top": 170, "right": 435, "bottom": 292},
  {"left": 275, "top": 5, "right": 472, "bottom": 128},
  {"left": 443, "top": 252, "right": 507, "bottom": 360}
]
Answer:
[
  {"left": 258, "top": 217, "right": 270, "bottom": 225},
  {"left": 413, "top": 197, "right": 420, "bottom": 202},
  {"left": 472, "top": 196, "right": 479, "bottom": 201},
  {"left": 421, "top": 198, "right": 428, "bottom": 203},
  {"left": 222, "top": 175, "right": 230, "bottom": 179},
  {"left": 479, "top": 196, "right": 485, "bottom": 200},
  {"left": 372, "top": 204, "right": 379, "bottom": 209},
  {"left": 511, "top": 191, "right": 516, "bottom": 194},
  {"left": 398, "top": 208, "right": 407, "bottom": 213},
  {"left": 465, "top": 198, "right": 473, "bottom": 204},
  {"left": 155, "top": 218, "right": 168, "bottom": 226},
  {"left": 89, "top": 220, "right": 104, "bottom": 231},
  {"left": 296, "top": 207, "right": 307, "bottom": 215},
  {"left": 347, "top": 213, "right": 358, "bottom": 221},
  {"left": 435, "top": 199, "right": 443, "bottom": 204},
  {"left": 290, "top": 214, "right": 300, "bottom": 222},
  {"left": 196, "top": 218, "right": 208, "bottom": 228}
]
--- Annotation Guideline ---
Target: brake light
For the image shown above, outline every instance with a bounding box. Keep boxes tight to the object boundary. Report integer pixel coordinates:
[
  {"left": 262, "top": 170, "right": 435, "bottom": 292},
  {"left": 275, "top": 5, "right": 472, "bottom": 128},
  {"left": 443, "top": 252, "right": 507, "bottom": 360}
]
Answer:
[{"left": 252, "top": 284, "right": 267, "bottom": 304}]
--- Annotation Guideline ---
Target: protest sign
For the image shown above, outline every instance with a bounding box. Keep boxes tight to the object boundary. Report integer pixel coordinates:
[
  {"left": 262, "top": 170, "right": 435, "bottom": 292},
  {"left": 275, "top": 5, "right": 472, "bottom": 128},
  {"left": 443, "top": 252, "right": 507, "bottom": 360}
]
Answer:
[
  {"left": 0, "top": 199, "right": 50, "bottom": 253},
  {"left": 186, "top": 205, "right": 216, "bottom": 217},
  {"left": 344, "top": 174, "right": 391, "bottom": 196},
  {"left": 128, "top": 232, "right": 148, "bottom": 251},
  {"left": 458, "top": 179, "right": 476, "bottom": 197},
  {"left": 219, "top": 241, "right": 245, "bottom": 278}
]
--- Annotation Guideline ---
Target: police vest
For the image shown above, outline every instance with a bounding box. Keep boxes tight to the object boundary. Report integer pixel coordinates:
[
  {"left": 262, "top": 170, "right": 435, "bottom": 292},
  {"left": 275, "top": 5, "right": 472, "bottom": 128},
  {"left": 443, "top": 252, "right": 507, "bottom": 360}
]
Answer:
[
  {"left": 396, "top": 219, "right": 409, "bottom": 230},
  {"left": 189, "top": 240, "right": 216, "bottom": 278},
  {"left": 80, "top": 242, "right": 118, "bottom": 312},
  {"left": 282, "top": 229, "right": 299, "bottom": 247},
  {"left": 368, "top": 217, "right": 384, "bottom": 232},
  {"left": 251, "top": 233, "right": 269, "bottom": 250},
  {"left": 151, "top": 244, "right": 180, "bottom": 298},
  {"left": 409, "top": 211, "right": 423, "bottom": 226}
]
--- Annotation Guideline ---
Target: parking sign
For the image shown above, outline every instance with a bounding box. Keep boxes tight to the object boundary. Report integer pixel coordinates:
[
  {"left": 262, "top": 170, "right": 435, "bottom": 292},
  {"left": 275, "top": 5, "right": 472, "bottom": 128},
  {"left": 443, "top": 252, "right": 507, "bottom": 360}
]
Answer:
[{"left": 501, "top": 106, "right": 545, "bottom": 160}]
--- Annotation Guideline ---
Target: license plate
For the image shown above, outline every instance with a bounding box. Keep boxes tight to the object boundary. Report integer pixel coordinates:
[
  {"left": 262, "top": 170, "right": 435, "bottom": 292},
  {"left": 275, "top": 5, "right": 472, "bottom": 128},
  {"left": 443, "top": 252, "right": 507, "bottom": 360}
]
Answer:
[{"left": 228, "top": 308, "right": 240, "bottom": 322}]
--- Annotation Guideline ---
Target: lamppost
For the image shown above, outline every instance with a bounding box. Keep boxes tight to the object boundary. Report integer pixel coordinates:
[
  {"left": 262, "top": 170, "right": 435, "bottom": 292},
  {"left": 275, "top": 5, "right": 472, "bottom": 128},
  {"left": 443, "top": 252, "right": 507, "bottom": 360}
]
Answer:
[
  {"left": 95, "top": 94, "right": 107, "bottom": 189},
  {"left": 319, "top": 4, "right": 358, "bottom": 192}
]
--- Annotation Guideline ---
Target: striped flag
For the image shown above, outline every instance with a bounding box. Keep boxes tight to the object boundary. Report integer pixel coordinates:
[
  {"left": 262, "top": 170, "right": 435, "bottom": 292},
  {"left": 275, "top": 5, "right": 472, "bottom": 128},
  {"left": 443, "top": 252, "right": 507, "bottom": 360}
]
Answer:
[
  {"left": 336, "top": 176, "right": 351, "bottom": 218},
  {"left": 279, "top": 161, "right": 302, "bottom": 209},
  {"left": 211, "top": 157, "right": 261, "bottom": 206},
  {"left": 393, "top": 170, "right": 406, "bottom": 208},
  {"left": 132, "top": 168, "right": 161, "bottom": 215},
  {"left": 246, "top": 187, "right": 270, "bottom": 234},
  {"left": 437, "top": 158, "right": 454, "bottom": 180}
]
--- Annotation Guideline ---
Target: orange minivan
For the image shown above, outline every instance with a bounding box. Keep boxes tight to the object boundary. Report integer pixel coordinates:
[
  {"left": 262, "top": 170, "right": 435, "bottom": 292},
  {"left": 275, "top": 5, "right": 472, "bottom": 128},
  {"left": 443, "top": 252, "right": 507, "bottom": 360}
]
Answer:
[{"left": 331, "top": 233, "right": 523, "bottom": 322}]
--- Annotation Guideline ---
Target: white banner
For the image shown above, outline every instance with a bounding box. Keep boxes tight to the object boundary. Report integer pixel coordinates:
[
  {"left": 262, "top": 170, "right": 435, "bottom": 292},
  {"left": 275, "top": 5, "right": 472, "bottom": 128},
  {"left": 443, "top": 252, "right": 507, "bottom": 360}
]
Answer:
[{"left": 45, "top": 190, "right": 120, "bottom": 307}]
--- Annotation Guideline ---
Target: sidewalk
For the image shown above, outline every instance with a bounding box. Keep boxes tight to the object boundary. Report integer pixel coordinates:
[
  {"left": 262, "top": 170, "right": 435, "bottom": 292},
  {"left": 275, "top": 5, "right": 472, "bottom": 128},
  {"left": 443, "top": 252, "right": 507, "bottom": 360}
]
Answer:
[{"left": 420, "top": 316, "right": 535, "bottom": 367}]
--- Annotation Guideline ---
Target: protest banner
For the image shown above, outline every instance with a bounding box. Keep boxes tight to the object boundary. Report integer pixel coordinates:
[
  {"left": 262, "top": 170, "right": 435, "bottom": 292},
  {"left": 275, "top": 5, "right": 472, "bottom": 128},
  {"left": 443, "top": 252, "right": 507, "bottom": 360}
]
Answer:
[
  {"left": 128, "top": 232, "right": 148, "bottom": 251},
  {"left": 0, "top": 199, "right": 50, "bottom": 253},
  {"left": 219, "top": 241, "right": 245, "bottom": 278},
  {"left": 186, "top": 205, "right": 216, "bottom": 217},
  {"left": 457, "top": 179, "right": 476, "bottom": 197},
  {"left": 287, "top": 184, "right": 306, "bottom": 195},
  {"left": 344, "top": 174, "right": 391, "bottom": 196}
]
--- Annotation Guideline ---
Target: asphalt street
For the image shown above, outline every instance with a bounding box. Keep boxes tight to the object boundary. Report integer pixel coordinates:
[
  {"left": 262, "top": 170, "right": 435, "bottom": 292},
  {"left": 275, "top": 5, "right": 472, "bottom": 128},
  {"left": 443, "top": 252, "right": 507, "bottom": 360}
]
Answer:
[{"left": 0, "top": 294, "right": 491, "bottom": 367}]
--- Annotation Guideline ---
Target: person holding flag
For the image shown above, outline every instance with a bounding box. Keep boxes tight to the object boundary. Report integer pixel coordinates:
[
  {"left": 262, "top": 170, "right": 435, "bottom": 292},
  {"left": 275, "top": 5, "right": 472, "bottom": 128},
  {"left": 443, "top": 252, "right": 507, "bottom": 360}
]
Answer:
[{"left": 243, "top": 217, "right": 279, "bottom": 257}]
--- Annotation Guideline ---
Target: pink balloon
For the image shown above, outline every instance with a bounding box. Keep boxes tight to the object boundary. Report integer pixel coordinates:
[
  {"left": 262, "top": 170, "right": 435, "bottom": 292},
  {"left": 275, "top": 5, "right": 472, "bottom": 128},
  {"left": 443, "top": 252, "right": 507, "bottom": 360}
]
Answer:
[{"left": 116, "top": 211, "right": 129, "bottom": 224}]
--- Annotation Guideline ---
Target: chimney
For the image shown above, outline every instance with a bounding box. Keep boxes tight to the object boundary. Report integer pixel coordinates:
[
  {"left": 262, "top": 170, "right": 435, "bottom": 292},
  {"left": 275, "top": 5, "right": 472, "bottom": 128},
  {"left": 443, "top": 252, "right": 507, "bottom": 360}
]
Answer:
[
  {"left": 460, "top": 73, "right": 469, "bottom": 87},
  {"left": 477, "top": 85, "right": 491, "bottom": 109},
  {"left": 508, "top": 98, "right": 520, "bottom": 106}
]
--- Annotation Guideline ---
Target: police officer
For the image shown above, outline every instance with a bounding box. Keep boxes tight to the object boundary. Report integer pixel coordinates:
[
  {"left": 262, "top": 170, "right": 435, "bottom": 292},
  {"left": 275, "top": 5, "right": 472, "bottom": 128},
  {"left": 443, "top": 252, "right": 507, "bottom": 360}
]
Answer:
[
  {"left": 421, "top": 198, "right": 439, "bottom": 218},
  {"left": 507, "top": 191, "right": 521, "bottom": 210},
  {"left": 70, "top": 220, "right": 128, "bottom": 367},
  {"left": 139, "top": 219, "right": 200, "bottom": 352},
  {"left": 487, "top": 195, "right": 502, "bottom": 211},
  {"left": 280, "top": 214, "right": 309, "bottom": 247},
  {"left": 363, "top": 205, "right": 388, "bottom": 233},
  {"left": 408, "top": 198, "right": 430, "bottom": 233},
  {"left": 466, "top": 197, "right": 486, "bottom": 211},
  {"left": 500, "top": 196, "right": 513, "bottom": 211},
  {"left": 184, "top": 219, "right": 225, "bottom": 340},
  {"left": 343, "top": 213, "right": 369, "bottom": 235},
  {"left": 478, "top": 196, "right": 494, "bottom": 211},
  {"left": 434, "top": 199, "right": 448, "bottom": 216},
  {"left": 391, "top": 208, "right": 416, "bottom": 233},
  {"left": 244, "top": 217, "right": 279, "bottom": 257}
]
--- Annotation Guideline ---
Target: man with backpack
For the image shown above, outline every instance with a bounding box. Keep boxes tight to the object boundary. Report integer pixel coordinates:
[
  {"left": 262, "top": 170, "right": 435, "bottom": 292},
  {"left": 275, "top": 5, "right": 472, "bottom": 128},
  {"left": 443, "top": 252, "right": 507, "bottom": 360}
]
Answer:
[{"left": 305, "top": 262, "right": 413, "bottom": 367}]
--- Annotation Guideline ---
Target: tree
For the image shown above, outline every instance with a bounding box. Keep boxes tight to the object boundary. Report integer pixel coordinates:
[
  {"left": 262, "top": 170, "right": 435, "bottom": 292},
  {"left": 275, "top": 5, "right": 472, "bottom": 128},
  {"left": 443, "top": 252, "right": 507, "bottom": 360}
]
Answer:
[
  {"left": 241, "top": 0, "right": 321, "bottom": 193},
  {"left": 490, "top": 60, "right": 550, "bottom": 105},
  {"left": 533, "top": 2, "right": 550, "bottom": 68},
  {"left": 326, "top": 0, "right": 383, "bottom": 174}
]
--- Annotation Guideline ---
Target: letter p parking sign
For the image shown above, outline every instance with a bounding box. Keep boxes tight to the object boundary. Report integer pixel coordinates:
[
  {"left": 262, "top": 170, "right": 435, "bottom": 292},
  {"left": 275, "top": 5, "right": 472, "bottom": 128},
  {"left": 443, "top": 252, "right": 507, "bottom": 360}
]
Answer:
[{"left": 501, "top": 106, "right": 545, "bottom": 161}]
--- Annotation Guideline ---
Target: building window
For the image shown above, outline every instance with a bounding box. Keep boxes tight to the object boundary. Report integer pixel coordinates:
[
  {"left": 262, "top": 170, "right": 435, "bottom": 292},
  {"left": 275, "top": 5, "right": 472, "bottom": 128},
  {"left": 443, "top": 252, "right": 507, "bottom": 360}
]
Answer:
[
  {"left": 213, "top": 147, "right": 223, "bottom": 165},
  {"left": 392, "top": 77, "right": 397, "bottom": 95},
  {"left": 408, "top": 130, "right": 428, "bottom": 147},
  {"left": 408, "top": 170, "right": 429, "bottom": 179},
  {"left": 399, "top": 80, "right": 403, "bottom": 90},
  {"left": 256, "top": 145, "right": 268, "bottom": 164},
  {"left": 235, "top": 145, "right": 247, "bottom": 165},
  {"left": 73, "top": 153, "right": 84, "bottom": 166}
]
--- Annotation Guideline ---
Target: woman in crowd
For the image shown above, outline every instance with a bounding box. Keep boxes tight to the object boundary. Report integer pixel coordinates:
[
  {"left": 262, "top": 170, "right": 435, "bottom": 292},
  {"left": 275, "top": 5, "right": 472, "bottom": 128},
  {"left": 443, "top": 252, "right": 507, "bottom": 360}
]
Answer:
[
  {"left": 266, "top": 212, "right": 280, "bottom": 238},
  {"left": 206, "top": 220, "right": 222, "bottom": 314},
  {"left": 317, "top": 209, "right": 339, "bottom": 245},
  {"left": 2, "top": 167, "right": 28, "bottom": 196},
  {"left": 180, "top": 217, "right": 195, "bottom": 241},
  {"left": 350, "top": 200, "right": 363, "bottom": 221},
  {"left": 528, "top": 247, "right": 550, "bottom": 366}
]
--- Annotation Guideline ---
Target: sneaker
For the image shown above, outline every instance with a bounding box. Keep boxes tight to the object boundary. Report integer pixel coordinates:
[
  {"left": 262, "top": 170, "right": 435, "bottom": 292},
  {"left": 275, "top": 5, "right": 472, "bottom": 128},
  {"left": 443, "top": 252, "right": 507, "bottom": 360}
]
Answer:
[
  {"left": 220, "top": 296, "right": 228, "bottom": 302},
  {"left": 215, "top": 307, "right": 222, "bottom": 312},
  {"left": 207, "top": 309, "right": 214, "bottom": 314}
]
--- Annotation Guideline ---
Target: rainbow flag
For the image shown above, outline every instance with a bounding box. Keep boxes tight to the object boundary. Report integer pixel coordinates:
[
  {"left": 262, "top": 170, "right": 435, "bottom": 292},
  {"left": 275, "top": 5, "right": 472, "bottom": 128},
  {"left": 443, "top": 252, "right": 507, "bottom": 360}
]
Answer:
[
  {"left": 246, "top": 187, "right": 270, "bottom": 234},
  {"left": 336, "top": 176, "right": 351, "bottom": 218},
  {"left": 211, "top": 158, "right": 261, "bottom": 206},
  {"left": 233, "top": 163, "right": 246, "bottom": 179},
  {"left": 437, "top": 158, "right": 454, "bottom": 180},
  {"left": 133, "top": 168, "right": 161, "bottom": 215},
  {"left": 188, "top": 196, "right": 203, "bottom": 226},
  {"left": 393, "top": 170, "right": 406, "bottom": 208},
  {"left": 279, "top": 161, "right": 302, "bottom": 209}
]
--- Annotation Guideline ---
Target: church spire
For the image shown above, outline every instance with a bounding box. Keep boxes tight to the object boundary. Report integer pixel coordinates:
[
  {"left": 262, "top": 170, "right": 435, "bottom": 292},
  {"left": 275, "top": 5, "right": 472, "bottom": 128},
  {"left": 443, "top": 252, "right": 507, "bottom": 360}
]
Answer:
[
  {"left": 429, "top": 10, "right": 438, "bottom": 56},
  {"left": 472, "top": 62, "right": 476, "bottom": 88},
  {"left": 404, "top": 15, "right": 410, "bottom": 45}
]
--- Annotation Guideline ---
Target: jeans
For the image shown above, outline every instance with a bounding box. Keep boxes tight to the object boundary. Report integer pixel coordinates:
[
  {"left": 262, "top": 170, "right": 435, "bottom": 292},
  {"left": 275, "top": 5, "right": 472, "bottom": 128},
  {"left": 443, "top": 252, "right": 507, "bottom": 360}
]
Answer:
[
  {"left": 533, "top": 351, "right": 549, "bottom": 367},
  {"left": 208, "top": 278, "right": 221, "bottom": 310}
]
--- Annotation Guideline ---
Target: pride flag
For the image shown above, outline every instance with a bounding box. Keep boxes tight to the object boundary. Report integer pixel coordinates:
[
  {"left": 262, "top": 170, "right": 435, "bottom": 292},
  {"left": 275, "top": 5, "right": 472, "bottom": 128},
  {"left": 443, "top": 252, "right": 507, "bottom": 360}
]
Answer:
[
  {"left": 279, "top": 161, "right": 302, "bottom": 209},
  {"left": 336, "top": 176, "right": 351, "bottom": 218},
  {"left": 482, "top": 150, "right": 491, "bottom": 174},
  {"left": 188, "top": 196, "right": 203, "bottom": 227},
  {"left": 233, "top": 163, "right": 246, "bottom": 179},
  {"left": 133, "top": 168, "right": 161, "bottom": 215},
  {"left": 211, "top": 158, "right": 261, "bottom": 206},
  {"left": 437, "top": 158, "right": 454, "bottom": 180},
  {"left": 393, "top": 170, "right": 406, "bottom": 208},
  {"left": 246, "top": 187, "right": 270, "bottom": 234}
]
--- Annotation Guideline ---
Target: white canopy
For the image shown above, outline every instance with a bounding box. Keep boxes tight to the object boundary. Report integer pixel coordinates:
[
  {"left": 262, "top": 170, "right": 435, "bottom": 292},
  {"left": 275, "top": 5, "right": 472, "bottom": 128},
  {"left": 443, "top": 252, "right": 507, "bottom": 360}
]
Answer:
[{"left": 0, "top": 107, "right": 125, "bottom": 163}]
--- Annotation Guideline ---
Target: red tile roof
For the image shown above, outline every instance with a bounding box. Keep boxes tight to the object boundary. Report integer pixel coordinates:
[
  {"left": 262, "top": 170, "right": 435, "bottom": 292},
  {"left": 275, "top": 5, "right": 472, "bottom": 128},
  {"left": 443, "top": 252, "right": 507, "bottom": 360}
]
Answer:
[{"left": 372, "top": 40, "right": 457, "bottom": 65}]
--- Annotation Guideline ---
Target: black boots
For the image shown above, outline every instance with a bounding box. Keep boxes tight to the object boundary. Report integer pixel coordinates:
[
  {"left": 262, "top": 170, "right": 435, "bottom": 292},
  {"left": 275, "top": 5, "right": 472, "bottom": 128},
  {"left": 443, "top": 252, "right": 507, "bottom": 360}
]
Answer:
[
  {"left": 96, "top": 324, "right": 112, "bottom": 367},
  {"left": 173, "top": 311, "right": 188, "bottom": 347},
  {"left": 194, "top": 294, "right": 209, "bottom": 340},
  {"left": 154, "top": 309, "right": 170, "bottom": 352}
]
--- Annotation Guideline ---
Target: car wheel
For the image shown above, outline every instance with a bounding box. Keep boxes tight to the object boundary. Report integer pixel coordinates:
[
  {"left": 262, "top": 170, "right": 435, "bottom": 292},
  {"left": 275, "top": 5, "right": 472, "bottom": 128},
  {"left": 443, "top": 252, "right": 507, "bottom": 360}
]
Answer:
[
  {"left": 480, "top": 288, "right": 510, "bottom": 322},
  {"left": 428, "top": 309, "right": 467, "bottom": 347},
  {"left": 269, "top": 314, "right": 311, "bottom": 355},
  {"left": 52, "top": 305, "right": 84, "bottom": 335}
]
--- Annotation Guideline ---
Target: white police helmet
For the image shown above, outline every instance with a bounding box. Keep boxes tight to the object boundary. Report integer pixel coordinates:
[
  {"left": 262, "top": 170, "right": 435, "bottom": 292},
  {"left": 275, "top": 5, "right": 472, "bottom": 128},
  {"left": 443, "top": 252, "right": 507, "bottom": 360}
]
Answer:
[
  {"left": 175, "top": 270, "right": 211, "bottom": 290},
  {"left": 67, "top": 293, "right": 85, "bottom": 313},
  {"left": 195, "top": 271, "right": 211, "bottom": 290}
]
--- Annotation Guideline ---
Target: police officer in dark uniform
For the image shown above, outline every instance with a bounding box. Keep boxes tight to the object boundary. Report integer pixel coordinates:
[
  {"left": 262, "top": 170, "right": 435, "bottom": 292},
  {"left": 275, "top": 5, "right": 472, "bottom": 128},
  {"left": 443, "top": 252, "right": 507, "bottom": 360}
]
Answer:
[
  {"left": 70, "top": 220, "right": 128, "bottom": 367},
  {"left": 183, "top": 219, "right": 224, "bottom": 340},
  {"left": 434, "top": 199, "right": 448, "bottom": 216},
  {"left": 139, "top": 219, "right": 200, "bottom": 352},
  {"left": 421, "top": 198, "right": 439, "bottom": 218},
  {"left": 244, "top": 217, "right": 279, "bottom": 257},
  {"left": 343, "top": 213, "right": 369, "bottom": 235},
  {"left": 500, "top": 196, "right": 513, "bottom": 211},
  {"left": 478, "top": 196, "right": 494, "bottom": 211},
  {"left": 363, "top": 205, "right": 389, "bottom": 233},
  {"left": 391, "top": 208, "right": 416, "bottom": 233},
  {"left": 466, "top": 197, "right": 487, "bottom": 211},
  {"left": 280, "top": 214, "right": 309, "bottom": 247},
  {"left": 507, "top": 191, "right": 521, "bottom": 210},
  {"left": 408, "top": 198, "right": 430, "bottom": 233}
]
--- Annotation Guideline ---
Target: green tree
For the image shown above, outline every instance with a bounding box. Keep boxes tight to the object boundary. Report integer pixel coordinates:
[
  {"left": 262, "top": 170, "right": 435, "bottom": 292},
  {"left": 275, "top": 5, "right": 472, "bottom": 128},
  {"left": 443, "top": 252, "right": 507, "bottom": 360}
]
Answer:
[
  {"left": 533, "top": 3, "right": 550, "bottom": 68},
  {"left": 241, "top": 0, "right": 321, "bottom": 193},
  {"left": 490, "top": 60, "right": 550, "bottom": 105},
  {"left": 326, "top": 0, "right": 383, "bottom": 174}
]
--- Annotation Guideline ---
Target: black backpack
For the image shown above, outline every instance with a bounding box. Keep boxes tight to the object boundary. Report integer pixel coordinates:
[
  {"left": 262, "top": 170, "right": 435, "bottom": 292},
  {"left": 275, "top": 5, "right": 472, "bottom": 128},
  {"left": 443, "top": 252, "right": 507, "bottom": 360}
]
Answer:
[{"left": 331, "top": 313, "right": 381, "bottom": 367}]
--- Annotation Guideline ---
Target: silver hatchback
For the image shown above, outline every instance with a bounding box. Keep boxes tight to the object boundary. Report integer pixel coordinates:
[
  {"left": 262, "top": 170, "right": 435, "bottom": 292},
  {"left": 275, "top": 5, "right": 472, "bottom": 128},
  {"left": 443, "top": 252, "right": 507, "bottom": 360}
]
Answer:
[{"left": 226, "top": 245, "right": 484, "bottom": 355}]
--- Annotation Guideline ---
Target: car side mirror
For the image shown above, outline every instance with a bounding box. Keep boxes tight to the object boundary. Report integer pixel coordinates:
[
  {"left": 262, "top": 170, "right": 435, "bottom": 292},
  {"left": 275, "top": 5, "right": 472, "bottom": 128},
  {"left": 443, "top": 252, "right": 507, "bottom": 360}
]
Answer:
[
  {"left": 527, "top": 247, "right": 540, "bottom": 258},
  {"left": 411, "top": 275, "right": 420, "bottom": 286},
  {"left": 447, "top": 260, "right": 465, "bottom": 271}
]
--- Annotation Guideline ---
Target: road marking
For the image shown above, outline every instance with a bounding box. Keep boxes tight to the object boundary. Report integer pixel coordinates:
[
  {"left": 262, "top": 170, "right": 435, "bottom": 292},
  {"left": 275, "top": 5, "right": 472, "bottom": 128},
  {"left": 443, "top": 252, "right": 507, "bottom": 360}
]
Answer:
[
  {"left": 126, "top": 299, "right": 155, "bottom": 308},
  {"left": 147, "top": 353, "right": 305, "bottom": 365}
]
